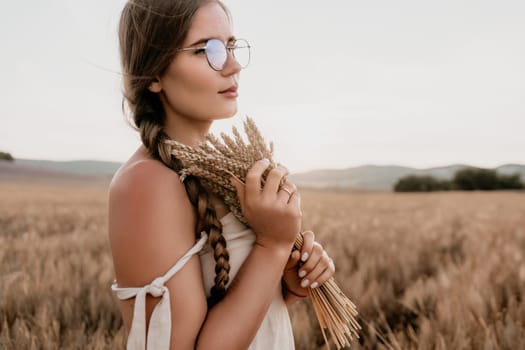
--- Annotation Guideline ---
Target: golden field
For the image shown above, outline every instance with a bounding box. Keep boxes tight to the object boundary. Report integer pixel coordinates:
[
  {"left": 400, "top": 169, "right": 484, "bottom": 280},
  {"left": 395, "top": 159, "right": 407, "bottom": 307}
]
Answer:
[{"left": 1, "top": 182, "right": 524, "bottom": 349}]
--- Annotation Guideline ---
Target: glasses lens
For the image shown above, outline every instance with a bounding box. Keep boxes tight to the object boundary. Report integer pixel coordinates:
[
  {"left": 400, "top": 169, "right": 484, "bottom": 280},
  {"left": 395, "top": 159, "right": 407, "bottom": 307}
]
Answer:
[
  {"left": 232, "top": 39, "right": 251, "bottom": 69},
  {"left": 206, "top": 39, "right": 227, "bottom": 71}
]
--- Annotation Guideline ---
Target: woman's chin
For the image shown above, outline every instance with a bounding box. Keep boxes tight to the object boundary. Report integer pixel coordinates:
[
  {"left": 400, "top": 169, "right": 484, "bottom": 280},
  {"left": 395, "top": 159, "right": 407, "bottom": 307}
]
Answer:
[{"left": 219, "top": 105, "right": 238, "bottom": 119}]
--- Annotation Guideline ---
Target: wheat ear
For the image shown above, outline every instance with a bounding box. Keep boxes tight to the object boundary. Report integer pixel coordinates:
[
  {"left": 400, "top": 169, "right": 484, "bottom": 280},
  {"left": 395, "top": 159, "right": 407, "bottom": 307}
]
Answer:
[{"left": 165, "top": 116, "right": 361, "bottom": 349}]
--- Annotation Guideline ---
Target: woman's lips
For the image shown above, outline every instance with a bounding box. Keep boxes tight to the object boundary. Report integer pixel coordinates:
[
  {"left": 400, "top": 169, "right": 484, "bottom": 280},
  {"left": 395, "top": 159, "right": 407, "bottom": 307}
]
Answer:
[{"left": 219, "top": 85, "right": 238, "bottom": 98}]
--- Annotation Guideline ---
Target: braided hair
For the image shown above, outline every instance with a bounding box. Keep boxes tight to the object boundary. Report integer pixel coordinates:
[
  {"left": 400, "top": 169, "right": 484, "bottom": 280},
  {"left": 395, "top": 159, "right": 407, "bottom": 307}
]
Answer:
[{"left": 118, "top": 0, "right": 231, "bottom": 306}]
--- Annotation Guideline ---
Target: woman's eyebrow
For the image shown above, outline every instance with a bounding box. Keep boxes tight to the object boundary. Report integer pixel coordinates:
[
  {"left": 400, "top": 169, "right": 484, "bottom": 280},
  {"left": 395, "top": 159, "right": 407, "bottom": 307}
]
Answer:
[
  {"left": 187, "top": 35, "right": 236, "bottom": 47},
  {"left": 187, "top": 37, "right": 212, "bottom": 47}
]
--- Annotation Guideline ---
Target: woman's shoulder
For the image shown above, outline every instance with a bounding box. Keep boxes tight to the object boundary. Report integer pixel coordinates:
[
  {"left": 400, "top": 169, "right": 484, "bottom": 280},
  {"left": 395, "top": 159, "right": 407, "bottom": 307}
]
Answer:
[
  {"left": 108, "top": 145, "right": 195, "bottom": 243},
  {"left": 108, "top": 146, "right": 197, "bottom": 286},
  {"left": 110, "top": 146, "right": 181, "bottom": 195}
]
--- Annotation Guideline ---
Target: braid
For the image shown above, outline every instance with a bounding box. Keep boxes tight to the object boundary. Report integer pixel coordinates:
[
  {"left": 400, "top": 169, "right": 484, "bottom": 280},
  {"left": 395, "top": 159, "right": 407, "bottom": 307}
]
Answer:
[
  {"left": 134, "top": 94, "right": 231, "bottom": 307},
  {"left": 179, "top": 168, "right": 231, "bottom": 307},
  {"left": 119, "top": 0, "right": 234, "bottom": 308}
]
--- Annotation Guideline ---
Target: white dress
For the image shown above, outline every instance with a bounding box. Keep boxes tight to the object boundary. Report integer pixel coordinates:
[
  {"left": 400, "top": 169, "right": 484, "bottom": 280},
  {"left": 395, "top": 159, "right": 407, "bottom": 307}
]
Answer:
[{"left": 111, "top": 211, "right": 295, "bottom": 350}]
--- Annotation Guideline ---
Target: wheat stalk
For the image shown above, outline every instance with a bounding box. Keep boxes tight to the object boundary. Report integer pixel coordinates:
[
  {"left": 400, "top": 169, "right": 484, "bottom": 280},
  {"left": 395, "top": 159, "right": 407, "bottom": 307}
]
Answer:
[{"left": 164, "top": 116, "right": 361, "bottom": 349}]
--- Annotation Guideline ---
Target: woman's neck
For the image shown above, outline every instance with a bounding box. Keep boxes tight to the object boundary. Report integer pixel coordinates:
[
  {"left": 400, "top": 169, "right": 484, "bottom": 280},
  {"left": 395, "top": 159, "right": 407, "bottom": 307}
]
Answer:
[{"left": 164, "top": 115, "right": 212, "bottom": 147}]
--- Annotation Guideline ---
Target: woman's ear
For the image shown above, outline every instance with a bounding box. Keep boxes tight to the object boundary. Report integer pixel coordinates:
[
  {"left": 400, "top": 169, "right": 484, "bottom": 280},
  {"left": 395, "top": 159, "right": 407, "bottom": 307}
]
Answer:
[{"left": 148, "top": 78, "right": 162, "bottom": 93}]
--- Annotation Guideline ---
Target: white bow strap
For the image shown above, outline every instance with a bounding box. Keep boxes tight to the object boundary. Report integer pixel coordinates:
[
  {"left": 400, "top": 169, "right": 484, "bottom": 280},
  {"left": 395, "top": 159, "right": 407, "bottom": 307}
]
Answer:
[
  {"left": 111, "top": 233, "right": 208, "bottom": 350},
  {"left": 112, "top": 278, "right": 170, "bottom": 350}
]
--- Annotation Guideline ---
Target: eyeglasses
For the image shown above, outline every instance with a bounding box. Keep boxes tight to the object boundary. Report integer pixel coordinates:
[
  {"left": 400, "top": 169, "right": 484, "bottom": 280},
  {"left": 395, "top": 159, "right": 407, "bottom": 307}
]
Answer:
[{"left": 177, "top": 38, "right": 251, "bottom": 71}]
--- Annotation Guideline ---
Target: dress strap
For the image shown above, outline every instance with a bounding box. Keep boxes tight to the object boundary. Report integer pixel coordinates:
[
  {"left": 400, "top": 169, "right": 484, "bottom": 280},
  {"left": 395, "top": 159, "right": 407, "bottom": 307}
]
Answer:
[{"left": 111, "top": 233, "right": 208, "bottom": 350}]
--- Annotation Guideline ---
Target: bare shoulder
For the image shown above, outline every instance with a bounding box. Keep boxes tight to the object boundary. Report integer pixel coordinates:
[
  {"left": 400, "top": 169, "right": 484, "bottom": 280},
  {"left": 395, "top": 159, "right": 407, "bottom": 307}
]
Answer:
[
  {"left": 108, "top": 150, "right": 207, "bottom": 345},
  {"left": 109, "top": 154, "right": 185, "bottom": 207},
  {"left": 108, "top": 152, "right": 196, "bottom": 286},
  {"left": 109, "top": 152, "right": 193, "bottom": 228}
]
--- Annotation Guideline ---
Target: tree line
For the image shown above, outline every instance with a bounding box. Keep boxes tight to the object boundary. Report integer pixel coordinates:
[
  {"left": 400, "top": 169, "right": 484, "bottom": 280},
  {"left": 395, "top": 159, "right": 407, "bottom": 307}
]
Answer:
[
  {"left": 394, "top": 167, "right": 524, "bottom": 192},
  {"left": 0, "top": 151, "right": 14, "bottom": 161}
]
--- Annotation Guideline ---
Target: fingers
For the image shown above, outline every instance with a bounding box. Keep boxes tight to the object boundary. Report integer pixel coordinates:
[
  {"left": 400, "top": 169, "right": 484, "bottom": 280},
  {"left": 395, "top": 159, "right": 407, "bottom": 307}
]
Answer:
[
  {"left": 244, "top": 159, "right": 271, "bottom": 199},
  {"left": 278, "top": 181, "right": 298, "bottom": 203},
  {"left": 282, "top": 179, "right": 297, "bottom": 191},
  {"left": 284, "top": 250, "right": 301, "bottom": 272},
  {"left": 298, "top": 243, "right": 335, "bottom": 289},
  {"left": 277, "top": 186, "right": 292, "bottom": 202},
  {"left": 233, "top": 160, "right": 299, "bottom": 207},
  {"left": 288, "top": 189, "right": 301, "bottom": 209},
  {"left": 243, "top": 159, "right": 290, "bottom": 198},
  {"left": 264, "top": 164, "right": 289, "bottom": 197},
  {"left": 310, "top": 257, "right": 335, "bottom": 287},
  {"left": 300, "top": 230, "right": 315, "bottom": 263}
]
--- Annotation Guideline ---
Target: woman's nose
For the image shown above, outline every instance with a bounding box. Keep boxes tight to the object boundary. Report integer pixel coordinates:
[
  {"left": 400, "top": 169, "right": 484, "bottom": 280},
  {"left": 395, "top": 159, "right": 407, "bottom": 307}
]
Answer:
[{"left": 221, "top": 51, "right": 242, "bottom": 76}]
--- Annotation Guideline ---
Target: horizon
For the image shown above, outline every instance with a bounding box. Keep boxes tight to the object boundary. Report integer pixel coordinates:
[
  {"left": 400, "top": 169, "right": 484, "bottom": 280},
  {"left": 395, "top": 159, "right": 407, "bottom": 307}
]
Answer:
[
  {"left": 2, "top": 0, "right": 524, "bottom": 174},
  {"left": 9, "top": 156, "right": 525, "bottom": 174}
]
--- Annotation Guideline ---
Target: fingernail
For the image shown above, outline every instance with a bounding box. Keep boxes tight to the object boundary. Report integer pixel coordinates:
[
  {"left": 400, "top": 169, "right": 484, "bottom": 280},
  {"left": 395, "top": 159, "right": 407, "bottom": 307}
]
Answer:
[
  {"left": 300, "top": 279, "right": 310, "bottom": 288},
  {"left": 262, "top": 158, "right": 270, "bottom": 164},
  {"left": 301, "top": 252, "right": 309, "bottom": 262},
  {"left": 298, "top": 270, "right": 306, "bottom": 278},
  {"left": 310, "top": 282, "right": 319, "bottom": 289}
]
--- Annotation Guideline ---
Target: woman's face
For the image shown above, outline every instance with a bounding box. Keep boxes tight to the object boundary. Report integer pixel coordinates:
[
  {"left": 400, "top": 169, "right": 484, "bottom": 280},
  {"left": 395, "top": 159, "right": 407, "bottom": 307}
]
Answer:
[{"left": 154, "top": 2, "right": 241, "bottom": 124}]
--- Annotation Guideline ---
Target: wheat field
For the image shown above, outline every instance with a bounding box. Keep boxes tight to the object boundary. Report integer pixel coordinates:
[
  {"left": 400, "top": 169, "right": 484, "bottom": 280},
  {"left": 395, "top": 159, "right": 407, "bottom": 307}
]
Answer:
[{"left": 1, "top": 182, "right": 524, "bottom": 349}]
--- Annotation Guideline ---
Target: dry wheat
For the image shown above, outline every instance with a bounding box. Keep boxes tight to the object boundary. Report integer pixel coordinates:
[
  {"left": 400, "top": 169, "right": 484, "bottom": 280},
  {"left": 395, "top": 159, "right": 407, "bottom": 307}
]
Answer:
[{"left": 164, "top": 116, "right": 361, "bottom": 349}]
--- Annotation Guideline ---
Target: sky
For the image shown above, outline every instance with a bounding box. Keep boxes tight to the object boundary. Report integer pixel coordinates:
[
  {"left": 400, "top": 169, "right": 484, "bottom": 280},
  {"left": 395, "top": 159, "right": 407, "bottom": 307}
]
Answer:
[{"left": 1, "top": 0, "right": 524, "bottom": 173}]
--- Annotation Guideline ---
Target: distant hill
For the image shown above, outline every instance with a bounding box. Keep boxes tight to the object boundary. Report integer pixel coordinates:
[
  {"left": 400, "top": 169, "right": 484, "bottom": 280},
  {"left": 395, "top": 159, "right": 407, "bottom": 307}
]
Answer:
[
  {"left": 0, "top": 159, "right": 118, "bottom": 185},
  {"left": 289, "top": 164, "right": 525, "bottom": 191},
  {"left": 14, "top": 159, "right": 121, "bottom": 177},
  {"left": 1, "top": 158, "right": 524, "bottom": 190}
]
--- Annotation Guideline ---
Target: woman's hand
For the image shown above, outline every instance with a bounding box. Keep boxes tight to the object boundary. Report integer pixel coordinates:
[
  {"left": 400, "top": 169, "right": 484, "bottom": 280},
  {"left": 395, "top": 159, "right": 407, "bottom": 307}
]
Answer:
[
  {"left": 282, "top": 230, "right": 335, "bottom": 300},
  {"left": 231, "top": 159, "right": 302, "bottom": 250}
]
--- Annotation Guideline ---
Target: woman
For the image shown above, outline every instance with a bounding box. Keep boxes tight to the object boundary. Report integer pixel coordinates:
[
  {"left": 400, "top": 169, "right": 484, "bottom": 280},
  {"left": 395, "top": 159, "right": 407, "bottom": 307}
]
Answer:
[{"left": 108, "top": 1, "right": 335, "bottom": 349}]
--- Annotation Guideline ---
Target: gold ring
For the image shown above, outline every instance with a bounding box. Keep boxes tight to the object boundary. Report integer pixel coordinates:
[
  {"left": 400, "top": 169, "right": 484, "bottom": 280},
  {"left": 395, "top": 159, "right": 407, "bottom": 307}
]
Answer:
[{"left": 281, "top": 187, "right": 293, "bottom": 196}]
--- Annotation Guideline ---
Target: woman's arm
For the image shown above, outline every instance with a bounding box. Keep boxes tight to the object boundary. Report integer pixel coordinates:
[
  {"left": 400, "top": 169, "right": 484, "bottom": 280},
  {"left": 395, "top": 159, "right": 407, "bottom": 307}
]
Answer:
[
  {"left": 196, "top": 159, "right": 302, "bottom": 349},
  {"left": 196, "top": 241, "right": 292, "bottom": 349},
  {"left": 109, "top": 159, "right": 300, "bottom": 350},
  {"left": 109, "top": 159, "right": 208, "bottom": 349}
]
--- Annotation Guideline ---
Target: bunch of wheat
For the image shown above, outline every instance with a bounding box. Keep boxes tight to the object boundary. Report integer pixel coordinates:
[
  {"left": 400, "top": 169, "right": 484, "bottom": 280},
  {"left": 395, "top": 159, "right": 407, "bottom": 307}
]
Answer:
[{"left": 164, "top": 117, "right": 360, "bottom": 349}]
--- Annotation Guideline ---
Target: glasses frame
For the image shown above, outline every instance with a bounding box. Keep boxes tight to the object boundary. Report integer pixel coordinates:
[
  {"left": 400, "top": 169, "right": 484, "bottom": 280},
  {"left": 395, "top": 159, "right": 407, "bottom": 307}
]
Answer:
[{"left": 176, "top": 38, "right": 251, "bottom": 71}]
